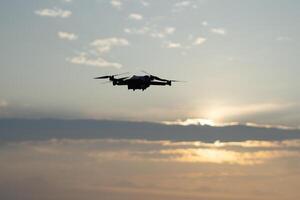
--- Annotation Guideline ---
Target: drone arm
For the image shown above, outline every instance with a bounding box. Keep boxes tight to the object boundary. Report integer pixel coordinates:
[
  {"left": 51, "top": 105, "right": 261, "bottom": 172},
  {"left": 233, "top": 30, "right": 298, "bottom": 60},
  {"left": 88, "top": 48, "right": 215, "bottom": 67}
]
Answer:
[
  {"left": 150, "top": 81, "right": 171, "bottom": 86},
  {"left": 151, "top": 76, "right": 169, "bottom": 82}
]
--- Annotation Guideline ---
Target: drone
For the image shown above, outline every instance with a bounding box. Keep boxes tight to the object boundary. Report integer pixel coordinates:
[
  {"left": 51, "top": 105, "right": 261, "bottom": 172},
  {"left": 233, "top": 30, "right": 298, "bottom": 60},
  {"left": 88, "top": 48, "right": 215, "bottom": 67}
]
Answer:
[{"left": 94, "top": 71, "right": 183, "bottom": 91}]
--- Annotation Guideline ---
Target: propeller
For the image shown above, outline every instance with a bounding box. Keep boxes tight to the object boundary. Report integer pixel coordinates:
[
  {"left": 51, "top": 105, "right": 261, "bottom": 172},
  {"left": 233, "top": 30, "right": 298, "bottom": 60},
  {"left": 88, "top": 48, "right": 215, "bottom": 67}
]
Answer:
[
  {"left": 142, "top": 71, "right": 165, "bottom": 81},
  {"left": 169, "top": 80, "right": 186, "bottom": 83},
  {"left": 94, "top": 72, "right": 129, "bottom": 79},
  {"left": 142, "top": 71, "right": 185, "bottom": 83},
  {"left": 94, "top": 75, "right": 110, "bottom": 79}
]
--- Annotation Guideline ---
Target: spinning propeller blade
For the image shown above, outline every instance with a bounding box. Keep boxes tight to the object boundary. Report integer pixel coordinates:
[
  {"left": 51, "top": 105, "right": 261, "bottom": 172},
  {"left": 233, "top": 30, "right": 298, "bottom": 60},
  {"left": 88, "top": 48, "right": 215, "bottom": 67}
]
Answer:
[
  {"left": 141, "top": 71, "right": 184, "bottom": 82},
  {"left": 169, "top": 80, "right": 186, "bottom": 83},
  {"left": 94, "top": 72, "right": 129, "bottom": 79},
  {"left": 94, "top": 76, "right": 110, "bottom": 79}
]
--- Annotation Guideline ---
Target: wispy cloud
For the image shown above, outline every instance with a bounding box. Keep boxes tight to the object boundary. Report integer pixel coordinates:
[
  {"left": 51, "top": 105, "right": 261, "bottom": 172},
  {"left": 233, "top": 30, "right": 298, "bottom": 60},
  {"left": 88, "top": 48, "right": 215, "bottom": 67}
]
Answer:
[
  {"left": 110, "top": 0, "right": 122, "bottom": 9},
  {"left": 128, "top": 13, "right": 143, "bottom": 21},
  {"left": 150, "top": 27, "right": 175, "bottom": 38},
  {"left": 159, "top": 148, "right": 299, "bottom": 165},
  {"left": 124, "top": 26, "right": 150, "bottom": 35},
  {"left": 140, "top": 0, "right": 149, "bottom": 7},
  {"left": 68, "top": 37, "right": 128, "bottom": 68},
  {"left": 67, "top": 52, "right": 122, "bottom": 68},
  {"left": 163, "top": 118, "right": 296, "bottom": 130},
  {"left": 124, "top": 26, "right": 175, "bottom": 39},
  {"left": 35, "top": 7, "right": 72, "bottom": 18},
  {"left": 165, "top": 42, "right": 182, "bottom": 49},
  {"left": 202, "top": 21, "right": 208, "bottom": 26},
  {"left": 163, "top": 118, "right": 217, "bottom": 126},
  {"left": 172, "top": 1, "right": 197, "bottom": 12},
  {"left": 57, "top": 31, "right": 78, "bottom": 40},
  {"left": 18, "top": 138, "right": 300, "bottom": 165},
  {"left": 193, "top": 37, "right": 207, "bottom": 45},
  {"left": 174, "top": 1, "right": 191, "bottom": 7},
  {"left": 211, "top": 28, "right": 226, "bottom": 35},
  {"left": 90, "top": 37, "right": 129, "bottom": 53}
]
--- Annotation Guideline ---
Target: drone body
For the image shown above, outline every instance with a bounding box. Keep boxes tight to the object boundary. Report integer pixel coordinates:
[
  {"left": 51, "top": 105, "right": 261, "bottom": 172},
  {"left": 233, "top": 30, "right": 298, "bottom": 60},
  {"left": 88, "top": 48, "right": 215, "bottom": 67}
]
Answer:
[{"left": 94, "top": 72, "right": 181, "bottom": 91}]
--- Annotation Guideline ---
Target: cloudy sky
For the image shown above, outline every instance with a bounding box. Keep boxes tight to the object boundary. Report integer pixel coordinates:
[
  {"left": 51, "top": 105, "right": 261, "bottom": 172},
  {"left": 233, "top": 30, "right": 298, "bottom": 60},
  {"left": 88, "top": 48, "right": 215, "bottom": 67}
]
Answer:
[
  {"left": 1, "top": 137, "right": 300, "bottom": 200},
  {"left": 1, "top": 1, "right": 300, "bottom": 199},
  {"left": 0, "top": 0, "right": 300, "bottom": 127}
]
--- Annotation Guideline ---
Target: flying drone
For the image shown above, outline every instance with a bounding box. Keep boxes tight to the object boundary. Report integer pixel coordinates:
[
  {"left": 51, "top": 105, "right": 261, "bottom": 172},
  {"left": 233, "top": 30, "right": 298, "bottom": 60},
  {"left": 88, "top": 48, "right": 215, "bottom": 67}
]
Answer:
[{"left": 94, "top": 71, "right": 183, "bottom": 91}]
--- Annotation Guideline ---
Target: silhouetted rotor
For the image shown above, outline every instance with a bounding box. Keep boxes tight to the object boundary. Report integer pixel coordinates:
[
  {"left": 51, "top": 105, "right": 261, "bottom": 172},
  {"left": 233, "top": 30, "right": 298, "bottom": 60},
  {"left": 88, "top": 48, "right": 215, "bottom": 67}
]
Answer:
[
  {"left": 142, "top": 71, "right": 184, "bottom": 83},
  {"left": 169, "top": 80, "right": 185, "bottom": 82},
  {"left": 94, "top": 72, "right": 129, "bottom": 79},
  {"left": 94, "top": 75, "right": 111, "bottom": 79},
  {"left": 142, "top": 70, "right": 165, "bottom": 81}
]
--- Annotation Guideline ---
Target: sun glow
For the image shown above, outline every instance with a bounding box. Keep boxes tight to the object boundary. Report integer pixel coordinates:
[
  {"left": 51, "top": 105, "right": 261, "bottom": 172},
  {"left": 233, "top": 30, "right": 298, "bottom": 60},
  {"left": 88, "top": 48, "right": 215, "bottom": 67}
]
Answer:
[
  {"left": 162, "top": 118, "right": 240, "bottom": 127},
  {"left": 163, "top": 118, "right": 216, "bottom": 126},
  {"left": 200, "top": 103, "right": 293, "bottom": 122}
]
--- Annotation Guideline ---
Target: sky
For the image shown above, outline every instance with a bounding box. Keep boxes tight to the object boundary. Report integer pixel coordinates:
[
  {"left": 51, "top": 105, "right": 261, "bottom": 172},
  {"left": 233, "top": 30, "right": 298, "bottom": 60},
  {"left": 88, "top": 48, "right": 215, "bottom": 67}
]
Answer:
[
  {"left": 1, "top": 1, "right": 300, "bottom": 199},
  {"left": 0, "top": 0, "right": 300, "bottom": 127}
]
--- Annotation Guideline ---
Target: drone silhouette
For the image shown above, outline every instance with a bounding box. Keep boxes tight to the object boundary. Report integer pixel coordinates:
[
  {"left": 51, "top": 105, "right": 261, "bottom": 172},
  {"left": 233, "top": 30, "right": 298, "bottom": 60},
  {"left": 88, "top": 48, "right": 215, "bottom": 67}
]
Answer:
[{"left": 94, "top": 71, "right": 183, "bottom": 91}]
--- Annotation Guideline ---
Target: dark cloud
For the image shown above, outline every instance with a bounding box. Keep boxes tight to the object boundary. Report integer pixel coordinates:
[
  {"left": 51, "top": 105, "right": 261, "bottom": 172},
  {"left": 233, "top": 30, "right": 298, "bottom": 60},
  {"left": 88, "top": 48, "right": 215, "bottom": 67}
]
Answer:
[{"left": 0, "top": 119, "right": 300, "bottom": 142}]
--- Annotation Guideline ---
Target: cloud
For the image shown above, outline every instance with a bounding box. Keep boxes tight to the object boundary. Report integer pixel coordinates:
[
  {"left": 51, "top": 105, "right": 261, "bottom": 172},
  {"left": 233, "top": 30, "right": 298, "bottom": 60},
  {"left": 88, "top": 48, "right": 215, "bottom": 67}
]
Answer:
[
  {"left": 91, "top": 37, "right": 129, "bottom": 53},
  {"left": 124, "top": 26, "right": 175, "bottom": 40},
  {"left": 13, "top": 138, "right": 300, "bottom": 166},
  {"left": 150, "top": 27, "right": 176, "bottom": 38},
  {"left": 111, "top": 0, "right": 122, "bottom": 9},
  {"left": 160, "top": 139, "right": 300, "bottom": 149},
  {"left": 35, "top": 8, "right": 72, "bottom": 18},
  {"left": 2, "top": 119, "right": 300, "bottom": 143},
  {"left": 202, "top": 21, "right": 208, "bottom": 26},
  {"left": 159, "top": 148, "right": 299, "bottom": 165},
  {"left": 57, "top": 31, "right": 78, "bottom": 40},
  {"left": 128, "top": 13, "right": 143, "bottom": 21},
  {"left": 1, "top": 138, "right": 300, "bottom": 200},
  {"left": 165, "top": 27, "right": 176, "bottom": 34},
  {"left": 163, "top": 118, "right": 296, "bottom": 130},
  {"left": 67, "top": 52, "right": 122, "bottom": 68},
  {"left": 163, "top": 118, "right": 218, "bottom": 126},
  {"left": 124, "top": 26, "right": 150, "bottom": 35},
  {"left": 172, "top": 1, "right": 197, "bottom": 12},
  {"left": 174, "top": 1, "right": 191, "bottom": 7},
  {"left": 211, "top": 28, "right": 226, "bottom": 35},
  {"left": 67, "top": 37, "right": 128, "bottom": 68},
  {"left": 165, "top": 42, "right": 181, "bottom": 49},
  {"left": 140, "top": 0, "right": 149, "bottom": 6},
  {"left": 193, "top": 37, "right": 207, "bottom": 45},
  {"left": 244, "top": 122, "right": 294, "bottom": 130}
]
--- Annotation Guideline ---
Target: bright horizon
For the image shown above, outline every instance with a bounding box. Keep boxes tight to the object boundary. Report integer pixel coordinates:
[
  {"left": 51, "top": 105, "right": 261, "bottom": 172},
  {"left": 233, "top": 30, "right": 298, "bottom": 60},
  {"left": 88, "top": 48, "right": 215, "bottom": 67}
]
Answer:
[{"left": 1, "top": 0, "right": 300, "bottom": 128}]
